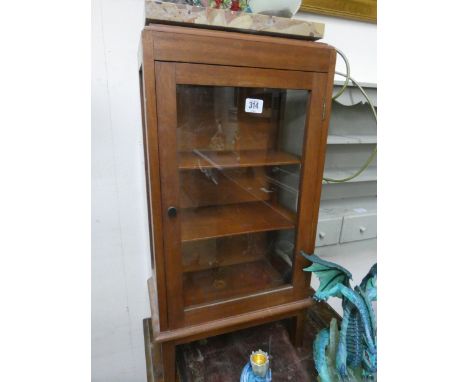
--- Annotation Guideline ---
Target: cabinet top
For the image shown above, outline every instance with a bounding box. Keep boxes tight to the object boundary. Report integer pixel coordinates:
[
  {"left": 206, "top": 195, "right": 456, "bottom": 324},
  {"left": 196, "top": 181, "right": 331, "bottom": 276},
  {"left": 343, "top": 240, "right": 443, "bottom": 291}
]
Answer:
[
  {"left": 141, "top": 24, "right": 335, "bottom": 73},
  {"left": 145, "top": 0, "right": 325, "bottom": 41}
]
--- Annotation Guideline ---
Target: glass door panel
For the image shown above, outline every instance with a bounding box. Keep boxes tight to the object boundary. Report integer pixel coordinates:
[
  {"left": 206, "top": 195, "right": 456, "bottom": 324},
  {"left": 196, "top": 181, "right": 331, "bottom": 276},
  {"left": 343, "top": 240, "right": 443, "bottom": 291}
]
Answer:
[{"left": 176, "top": 85, "right": 309, "bottom": 308}]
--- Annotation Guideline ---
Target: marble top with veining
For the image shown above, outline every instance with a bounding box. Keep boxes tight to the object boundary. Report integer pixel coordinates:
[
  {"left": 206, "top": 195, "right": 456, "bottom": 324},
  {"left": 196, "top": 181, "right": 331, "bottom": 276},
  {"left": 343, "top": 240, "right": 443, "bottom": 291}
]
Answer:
[{"left": 145, "top": 1, "right": 325, "bottom": 40}]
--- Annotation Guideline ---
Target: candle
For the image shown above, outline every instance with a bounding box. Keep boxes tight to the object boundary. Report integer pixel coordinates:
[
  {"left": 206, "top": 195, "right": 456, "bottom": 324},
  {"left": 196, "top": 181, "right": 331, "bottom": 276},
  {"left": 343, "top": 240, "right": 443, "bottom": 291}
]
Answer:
[{"left": 250, "top": 350, "right": 270, "bottom": 378}]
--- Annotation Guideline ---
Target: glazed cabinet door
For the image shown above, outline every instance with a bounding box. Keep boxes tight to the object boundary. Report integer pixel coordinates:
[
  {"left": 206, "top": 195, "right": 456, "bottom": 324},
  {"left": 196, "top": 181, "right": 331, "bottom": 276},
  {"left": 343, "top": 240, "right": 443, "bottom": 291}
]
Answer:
[{"left": 155, "top": 62, "right": 328, "bottom": 328}]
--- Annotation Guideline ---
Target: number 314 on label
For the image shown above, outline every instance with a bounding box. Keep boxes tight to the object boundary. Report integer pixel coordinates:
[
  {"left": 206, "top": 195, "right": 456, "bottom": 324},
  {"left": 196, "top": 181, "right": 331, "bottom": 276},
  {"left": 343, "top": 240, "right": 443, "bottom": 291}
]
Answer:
[{"left": 245, "top": 98, "right": 264, "bottom": 114}]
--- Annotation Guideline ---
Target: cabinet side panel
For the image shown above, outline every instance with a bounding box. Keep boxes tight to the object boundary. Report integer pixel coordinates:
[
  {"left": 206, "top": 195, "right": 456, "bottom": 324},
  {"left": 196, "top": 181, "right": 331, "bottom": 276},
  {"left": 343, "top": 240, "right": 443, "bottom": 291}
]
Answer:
[
  {"left": 307, "top": 50, "right": 338, "bottom": 254},
  {"left": 301, "top": 53, "right": 336, "bottom": 290},
  {"left": 141, "top": 30, "right": 169, "bottom": 331},
  {"left": 140, "top": 66, "right": 154, "bottom": 270},
  {"left": 292, "top": 71, "right": 332, "bottom": 296}
]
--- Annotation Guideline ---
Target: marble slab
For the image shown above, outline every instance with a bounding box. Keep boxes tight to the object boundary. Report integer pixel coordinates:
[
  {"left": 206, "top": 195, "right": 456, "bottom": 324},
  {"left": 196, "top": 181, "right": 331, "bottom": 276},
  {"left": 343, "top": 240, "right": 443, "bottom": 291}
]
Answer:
[
  {"left": 142, "top": 302, "right": 340, "bottom": 381},
  {"left": 145, "top": 0, "right": 325, "bottom": 40}
]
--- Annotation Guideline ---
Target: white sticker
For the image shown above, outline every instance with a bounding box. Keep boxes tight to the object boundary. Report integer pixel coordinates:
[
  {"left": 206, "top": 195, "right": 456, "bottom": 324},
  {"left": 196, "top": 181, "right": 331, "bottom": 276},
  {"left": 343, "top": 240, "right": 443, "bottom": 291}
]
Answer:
[{"left": 245, "top": 98, "right": 263, "bottom": 114}]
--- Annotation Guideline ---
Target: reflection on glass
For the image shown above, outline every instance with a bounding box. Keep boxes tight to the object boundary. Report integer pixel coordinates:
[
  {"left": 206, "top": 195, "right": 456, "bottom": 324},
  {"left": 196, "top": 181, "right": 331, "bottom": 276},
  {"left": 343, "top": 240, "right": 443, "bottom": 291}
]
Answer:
[{"left": 176, "top": 85, "right": 308, "bottom": 308}]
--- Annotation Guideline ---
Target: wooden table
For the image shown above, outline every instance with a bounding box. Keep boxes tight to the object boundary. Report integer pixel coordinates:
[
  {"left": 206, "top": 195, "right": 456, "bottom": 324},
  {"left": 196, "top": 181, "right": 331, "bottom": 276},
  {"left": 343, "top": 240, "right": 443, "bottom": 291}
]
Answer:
[{"left": 144, "top": 301, "right": 340, "bottom": 382}]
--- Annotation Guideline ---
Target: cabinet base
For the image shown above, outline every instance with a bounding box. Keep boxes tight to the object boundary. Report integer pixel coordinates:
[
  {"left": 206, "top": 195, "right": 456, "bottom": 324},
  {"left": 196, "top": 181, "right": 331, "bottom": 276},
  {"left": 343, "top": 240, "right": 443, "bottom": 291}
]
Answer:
[{"left": 144, "top": 301, "right": 340, "bottom": 382}]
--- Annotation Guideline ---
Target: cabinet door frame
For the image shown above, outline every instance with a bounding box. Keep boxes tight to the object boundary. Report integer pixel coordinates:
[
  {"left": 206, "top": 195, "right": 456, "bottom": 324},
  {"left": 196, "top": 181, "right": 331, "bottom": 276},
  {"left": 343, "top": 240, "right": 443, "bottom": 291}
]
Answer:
[{"left": 155, "top": 61, "right": 329, "bottom": 328}]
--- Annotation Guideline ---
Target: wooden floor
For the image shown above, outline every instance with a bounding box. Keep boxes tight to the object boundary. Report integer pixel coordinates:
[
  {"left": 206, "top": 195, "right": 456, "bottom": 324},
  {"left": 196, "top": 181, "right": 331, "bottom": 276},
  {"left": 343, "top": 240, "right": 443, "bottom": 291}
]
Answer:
[{"left": 143, "top": 301, "right": 340, "bottom": 382}]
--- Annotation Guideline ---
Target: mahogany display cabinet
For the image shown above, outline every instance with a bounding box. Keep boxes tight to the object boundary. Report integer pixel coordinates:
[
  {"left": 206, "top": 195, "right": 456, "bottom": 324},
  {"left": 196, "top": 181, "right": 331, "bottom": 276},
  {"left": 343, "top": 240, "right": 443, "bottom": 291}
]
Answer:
[{"left": 139, "top": 24, "right": 336, "bottom": 381}]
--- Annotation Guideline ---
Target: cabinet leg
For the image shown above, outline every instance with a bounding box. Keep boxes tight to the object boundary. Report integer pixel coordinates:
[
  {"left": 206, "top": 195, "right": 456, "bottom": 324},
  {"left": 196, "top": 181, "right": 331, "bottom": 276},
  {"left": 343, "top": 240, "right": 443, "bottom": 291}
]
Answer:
[
  {"left": 289, "top": 311, "right": 306, "bottom": 348},
  {"left": 161, "top": 342, "right": 176, "bottom": 382}
]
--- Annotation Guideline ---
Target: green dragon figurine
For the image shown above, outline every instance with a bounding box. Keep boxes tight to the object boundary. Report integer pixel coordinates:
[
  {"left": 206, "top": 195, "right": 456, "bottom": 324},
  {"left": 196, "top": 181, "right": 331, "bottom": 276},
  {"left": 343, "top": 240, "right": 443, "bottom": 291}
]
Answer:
[{"left": 301, "top": 253, "right": 377, "bottom": 381}]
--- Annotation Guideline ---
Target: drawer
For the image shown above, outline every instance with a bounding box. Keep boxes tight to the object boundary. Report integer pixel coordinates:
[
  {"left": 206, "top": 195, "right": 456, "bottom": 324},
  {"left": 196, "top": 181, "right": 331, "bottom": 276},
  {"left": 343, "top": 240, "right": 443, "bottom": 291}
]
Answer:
[
  {"left": 315, "top": 216, "right": 343, "bottom": 247},
  {"left": 340, "top": 213, "right": 377, "bottom": 243}
]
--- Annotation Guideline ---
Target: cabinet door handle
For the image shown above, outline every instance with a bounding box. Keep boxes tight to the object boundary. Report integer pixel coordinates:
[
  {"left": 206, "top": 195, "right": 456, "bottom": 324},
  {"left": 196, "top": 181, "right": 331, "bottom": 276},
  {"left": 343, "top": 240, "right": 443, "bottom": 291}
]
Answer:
[
  {"left": 167, "top": 207, "right": 177, "bottom": 218},
  {"left": 318, "top": 232, "right": 326, "bottom": 239}
]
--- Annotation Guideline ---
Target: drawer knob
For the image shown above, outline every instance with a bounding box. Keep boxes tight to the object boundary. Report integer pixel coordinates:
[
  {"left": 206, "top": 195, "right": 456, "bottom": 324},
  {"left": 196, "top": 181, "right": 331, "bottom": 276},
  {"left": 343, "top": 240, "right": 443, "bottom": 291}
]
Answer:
[
  {"left": 167, "top": 206, "right": 177, "bottom": 218},
  {"left": 359, "top": 226, "right": 367, "bottom": 233},
  {"left": 318, "top": 232, "right": 326, "bottom": 239}
]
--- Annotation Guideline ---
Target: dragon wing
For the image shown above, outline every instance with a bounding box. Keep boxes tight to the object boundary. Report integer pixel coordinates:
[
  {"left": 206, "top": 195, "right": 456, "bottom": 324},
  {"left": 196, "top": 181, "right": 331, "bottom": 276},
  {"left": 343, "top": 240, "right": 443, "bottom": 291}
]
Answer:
[
  {"left": 359, "top": 263, "right": 377, "bottom": 301},
  {"left": 358, "top": 263, "right": 377, "bottom": 341},
  {"left": 301, "top": 252, "right": 352, "bottom": 294}
]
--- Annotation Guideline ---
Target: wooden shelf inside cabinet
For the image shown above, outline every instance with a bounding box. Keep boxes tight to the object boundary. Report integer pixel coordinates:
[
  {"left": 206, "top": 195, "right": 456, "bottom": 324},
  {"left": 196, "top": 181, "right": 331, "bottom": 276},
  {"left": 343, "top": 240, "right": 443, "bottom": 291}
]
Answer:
[
  {"left": 183, "top": 250, "right": 266, "bottom": 273},
  {"left": 181, "top": 201, "right": 296, "bottom": 243},
  {"left": 183, "top": 259, "right": 285, "bottom": 307},
  {"left": 182, "top": 233, "right": 268, "bottom": 273},
  {"left": 178, "top": 150, "right": 301, "bottom": 170}
]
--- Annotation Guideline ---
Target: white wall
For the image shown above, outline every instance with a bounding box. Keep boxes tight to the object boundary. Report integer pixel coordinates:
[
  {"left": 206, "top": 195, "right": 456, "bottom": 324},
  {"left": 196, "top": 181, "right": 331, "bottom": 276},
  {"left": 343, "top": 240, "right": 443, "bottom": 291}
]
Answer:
[
  {"left": 295, "top": 12, "right": 377, "bottom": 84},
  {"left": 92, "top": 1, "right": 151, "bottom": 381},
  {"left": 91, "top": 3, "right": 376, "bottom": 381}
]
